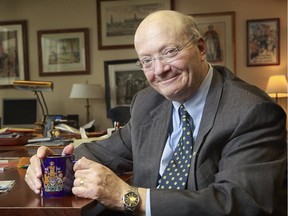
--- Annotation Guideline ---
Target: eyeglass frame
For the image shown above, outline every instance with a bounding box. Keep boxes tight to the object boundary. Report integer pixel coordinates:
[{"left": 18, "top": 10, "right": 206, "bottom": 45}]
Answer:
[{"left": 135, "top": 37, "right": 194, "bottom": 71}]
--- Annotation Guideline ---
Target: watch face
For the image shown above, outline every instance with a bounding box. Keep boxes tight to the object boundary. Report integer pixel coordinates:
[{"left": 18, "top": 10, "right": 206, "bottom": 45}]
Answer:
[{"left": 124, "top": 191, "right": 139, "bottom": 207}]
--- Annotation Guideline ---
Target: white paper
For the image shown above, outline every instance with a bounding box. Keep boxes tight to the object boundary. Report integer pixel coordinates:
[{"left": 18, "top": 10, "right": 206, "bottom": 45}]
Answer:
[{"left": 0, "top": 180, "right": 15, "bottom": 193}]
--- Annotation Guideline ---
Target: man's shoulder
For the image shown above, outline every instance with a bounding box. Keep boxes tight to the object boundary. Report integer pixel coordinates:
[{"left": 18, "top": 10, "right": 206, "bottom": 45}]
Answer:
[
  {"left": 212, "top": 65, "right": 272, "bottom": 103},
  {"left": 133, "top": 86, "right": 167, "bottom": 105},
  {"left": 130, "top": 86, "right": 171, "bottom": 120}
]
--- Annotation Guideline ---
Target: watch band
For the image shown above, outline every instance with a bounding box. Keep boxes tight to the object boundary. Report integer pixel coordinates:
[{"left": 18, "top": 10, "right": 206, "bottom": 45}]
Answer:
[
  {"left": 123, "top": 187, "right": 139, "bottom": 216},
  {"left": 124, "top": 206, "right": 135, "bottom": 216}
]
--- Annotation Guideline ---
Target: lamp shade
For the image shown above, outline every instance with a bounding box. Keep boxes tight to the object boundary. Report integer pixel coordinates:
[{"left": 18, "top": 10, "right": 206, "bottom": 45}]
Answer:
[
  {"left": 266, "top": 75, "right": 288, "bottom": 98},
  {"left": 69, "top": 84, "right": 104, "bottom": 99}
]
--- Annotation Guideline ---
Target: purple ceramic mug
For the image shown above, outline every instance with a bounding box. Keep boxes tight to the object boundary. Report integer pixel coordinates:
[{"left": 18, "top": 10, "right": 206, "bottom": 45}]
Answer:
[{"left": 41, "top": 154, "right": 75, "bottom": 198}]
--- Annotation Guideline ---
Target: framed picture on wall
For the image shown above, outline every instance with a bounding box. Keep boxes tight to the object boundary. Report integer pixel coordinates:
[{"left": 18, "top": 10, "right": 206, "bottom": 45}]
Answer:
[
  {"left": 0, "top": 20, "right": 29, "bottom": 88},
  {"left": 97, "top": 0, "right": 175, "bottom": 50},
  {"left": 104, "top": 59, "right": 149, "bottom": 116},
  {"left": 38, "top": 28, "right": 90, "bottom": 76},
  {"left": 191, "top": 12, "right": 236, "bottom": 72},
  {"left": 246, "top": 18, "right": 280, "bottom": 66}
]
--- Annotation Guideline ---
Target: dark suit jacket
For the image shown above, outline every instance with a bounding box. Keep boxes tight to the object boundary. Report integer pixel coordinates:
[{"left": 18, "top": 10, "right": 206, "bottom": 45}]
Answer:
[{"left": 75, "top": 66, "right": 287, "bottom": 216}]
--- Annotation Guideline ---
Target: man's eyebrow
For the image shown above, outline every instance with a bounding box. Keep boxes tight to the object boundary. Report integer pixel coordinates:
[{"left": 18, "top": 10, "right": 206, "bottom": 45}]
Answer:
[{"left": 138, "top": 42, "right": 177, "bottom": 58}]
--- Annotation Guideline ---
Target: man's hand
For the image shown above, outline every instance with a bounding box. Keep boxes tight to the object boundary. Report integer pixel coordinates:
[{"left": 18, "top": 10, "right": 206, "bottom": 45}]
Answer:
[
  {"left": 72, "top": 157, "right": 131, "bottom": 211},
  {"left": 25, "top": 143, "right": 74, "bottom": 194}
]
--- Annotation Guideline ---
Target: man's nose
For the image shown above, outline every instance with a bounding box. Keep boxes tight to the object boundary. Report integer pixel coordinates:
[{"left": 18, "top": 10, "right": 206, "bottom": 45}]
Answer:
[{"left": 154, "top": 58, "right": 168, "bottom": 75}]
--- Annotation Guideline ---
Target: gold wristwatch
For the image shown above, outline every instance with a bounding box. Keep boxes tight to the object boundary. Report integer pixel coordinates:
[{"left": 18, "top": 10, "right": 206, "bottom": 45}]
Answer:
[{"left": 123, "top": 187, "right": 140, "bottom": 216}]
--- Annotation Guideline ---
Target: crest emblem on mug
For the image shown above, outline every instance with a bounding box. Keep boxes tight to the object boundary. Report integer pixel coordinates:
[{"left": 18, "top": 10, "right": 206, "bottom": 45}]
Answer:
[{"left": 43, "top": 161, "right": 65, "bottom": 192}]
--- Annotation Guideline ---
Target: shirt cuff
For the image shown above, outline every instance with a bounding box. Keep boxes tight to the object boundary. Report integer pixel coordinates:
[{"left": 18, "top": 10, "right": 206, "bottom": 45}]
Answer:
[{"left": 146, "top": 188, "right": 152, "bottom": 216}]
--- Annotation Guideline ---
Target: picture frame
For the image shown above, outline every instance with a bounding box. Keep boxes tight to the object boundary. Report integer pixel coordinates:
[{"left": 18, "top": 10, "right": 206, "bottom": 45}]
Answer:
[
  {"left": 246, "top": 18, "right": 280, "bottom": 66},
  {"left": 97, "top": 0, "right": 175, "bottom": 50},
  {"left": 38, "top": 28, "right": 90, "bottom": 76},
  {"left": 104, "top": 59, "right": 149, "bottom": 116},
  {"left": 0, "top": 20, "right": 29, "bottom": 88},
  {"left": 191, "top": 12, "right": 236, "bottom": 72}
]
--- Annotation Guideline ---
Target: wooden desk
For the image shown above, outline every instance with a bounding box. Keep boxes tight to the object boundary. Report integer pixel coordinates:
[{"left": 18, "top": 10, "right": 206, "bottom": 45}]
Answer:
[
  {"left": 0, "top": 146, "right": 105, "bottom": 216},
  {"left": 0, "top": 145, "right": 64, "bottom": 157}
]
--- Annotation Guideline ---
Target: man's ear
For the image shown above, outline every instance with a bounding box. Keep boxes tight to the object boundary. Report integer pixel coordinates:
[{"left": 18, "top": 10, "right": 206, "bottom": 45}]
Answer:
[{"left": 198, "top": 38, "right": 206, "bottom": 55}]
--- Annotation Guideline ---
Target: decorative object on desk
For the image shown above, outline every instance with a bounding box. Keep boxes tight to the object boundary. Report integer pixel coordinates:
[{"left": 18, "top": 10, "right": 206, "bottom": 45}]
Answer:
[
  {"left": 104, "top": 59, "right": 149, "bottom": 117},
  {"left": 266, "top": 75, "right": 288, "bottom": 103},
  {"left": 247, "top": 18, "right": 280, "bottom": 66},
  {"left": 70, "top": 82, "right": 104, "bottom": 123},
  {"left": 0, "top": 20, "right": 29, "bottom": 89},
  {"left": 38, "top": 28, "right": 90, "bottom": 76},
  {"left": 96, "top": 0, "right": 174, "bottom": 50},
  {"left": 41, "top": 154, "right": 75, "bottom": 197}
]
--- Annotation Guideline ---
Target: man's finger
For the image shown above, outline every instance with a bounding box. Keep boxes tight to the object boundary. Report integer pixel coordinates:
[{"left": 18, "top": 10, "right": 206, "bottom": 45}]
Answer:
[
  {"left": 62, "top": 143, "right": 74, "bottom": 155},
  {"left": 36, "top": 146, "right": 55, "bottom": 159}
]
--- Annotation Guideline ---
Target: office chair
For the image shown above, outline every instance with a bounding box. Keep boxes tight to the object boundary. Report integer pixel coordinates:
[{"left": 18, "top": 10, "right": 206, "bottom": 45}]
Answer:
[{"left": 109, "top": 106, "right": 131, "bottom": 126}]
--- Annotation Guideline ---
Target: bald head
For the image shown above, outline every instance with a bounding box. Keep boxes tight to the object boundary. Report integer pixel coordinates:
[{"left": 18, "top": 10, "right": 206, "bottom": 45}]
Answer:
[{"left": 134, "top": 10, "right": 201, "bottom": 51}]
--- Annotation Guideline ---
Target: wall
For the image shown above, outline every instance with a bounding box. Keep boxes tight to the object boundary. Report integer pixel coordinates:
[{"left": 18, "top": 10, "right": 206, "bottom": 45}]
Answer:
[{"left": 0, "top": 0, "right": 287, "bottom": 130}]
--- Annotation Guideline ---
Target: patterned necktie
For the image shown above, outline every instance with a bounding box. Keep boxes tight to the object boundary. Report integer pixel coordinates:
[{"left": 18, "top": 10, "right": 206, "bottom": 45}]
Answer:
[{"left": 159, "top": 105, "right": 193, "bottom": 190}]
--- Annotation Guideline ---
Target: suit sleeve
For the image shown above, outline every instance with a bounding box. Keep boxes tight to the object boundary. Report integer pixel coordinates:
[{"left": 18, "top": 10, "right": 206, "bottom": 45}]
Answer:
[{"left": 74, "top": 121, "right": 134, "bottom": 175}]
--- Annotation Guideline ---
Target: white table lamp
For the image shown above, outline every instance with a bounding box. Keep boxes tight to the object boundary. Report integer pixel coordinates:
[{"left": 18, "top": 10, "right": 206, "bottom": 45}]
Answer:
[
  {"left": 70, "top": 83, "right": 104, "bottom": 122},
  {"left": 266, "top": 75, "right": 288, "bottom": 103}
]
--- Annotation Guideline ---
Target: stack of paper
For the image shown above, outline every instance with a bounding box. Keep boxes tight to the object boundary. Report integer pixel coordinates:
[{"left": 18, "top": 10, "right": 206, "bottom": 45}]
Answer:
[{"left": 0, "top": 180, "right": 15, "bottom": 193}]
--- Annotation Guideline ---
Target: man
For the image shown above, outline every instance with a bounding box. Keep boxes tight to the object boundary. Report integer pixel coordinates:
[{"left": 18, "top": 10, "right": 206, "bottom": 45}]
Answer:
[{"left": 25, "top": 10, "right": 287, "bottom": 216}]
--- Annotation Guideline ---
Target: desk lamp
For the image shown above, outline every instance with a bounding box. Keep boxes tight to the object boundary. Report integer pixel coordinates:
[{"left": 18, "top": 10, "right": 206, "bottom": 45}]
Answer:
[
  {"left": 69, "top": 83, "right": 104, "bottom": 123},
  {"left": 266, "top": 75, "right": 288, "bottom": 103},
  {"left": 13, "top": 80, "right": 54, "bottom": 121}
]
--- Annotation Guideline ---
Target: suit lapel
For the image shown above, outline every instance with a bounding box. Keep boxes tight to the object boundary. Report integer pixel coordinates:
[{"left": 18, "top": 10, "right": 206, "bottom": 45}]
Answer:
[
  {"left": 188, "top": 68, "right": 223, "bottom": 190},
  {"left": 195, "top": 68, "right": 223, "bottom": 147},
  {"left": 138, "top": 100, "right": 172, "bottom": 187}
]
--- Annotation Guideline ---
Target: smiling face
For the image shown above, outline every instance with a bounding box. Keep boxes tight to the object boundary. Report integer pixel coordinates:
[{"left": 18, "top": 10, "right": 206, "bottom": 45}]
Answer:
[{"left": 134, "top": 11, "right": 208, "bottom": 103}]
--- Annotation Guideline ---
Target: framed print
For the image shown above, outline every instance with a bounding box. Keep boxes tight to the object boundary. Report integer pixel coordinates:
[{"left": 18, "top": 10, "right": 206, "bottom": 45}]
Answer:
[
  {"left": 247, "top": 18, "right": 280, "bottom": 66},
  {"left": 191, "top": 12, "right": 236, "bottom": 72},
  {"left": 104, "top": 59, "right": 149, "bottom": 116},
  {"left": 38, "top": 28, "right": 90, "bottom": 76},
  {"left": 97, "top": 0, "right": 175, "bottom": 50},
  {"left": 0, "top": 20, "right": 29, "bottom": 88}
]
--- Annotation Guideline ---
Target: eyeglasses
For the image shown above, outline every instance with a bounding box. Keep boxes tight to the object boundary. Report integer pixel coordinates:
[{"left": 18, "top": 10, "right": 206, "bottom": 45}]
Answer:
[{"left": 136, "top": 38, "right": 193, "bottom": 71}]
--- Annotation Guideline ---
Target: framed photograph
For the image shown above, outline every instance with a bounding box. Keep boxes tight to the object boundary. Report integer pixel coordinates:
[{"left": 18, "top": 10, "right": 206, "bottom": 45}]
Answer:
[
  {"left": 97, "top": 0, "right": 175, "bottom": 50},
  {"left": 247, "top": 18, "right": 280, "bottom": 66},
  {"left": 0, "top": 20, "right": 29, "bottom": 88},
  {"left": 38, "top": 28, "right": 90, "bottom": 76},
  {"left": 104, "top": 59, "right": 149, "bottom": 116},
  {"left": 191, "top": 12, "right": 236, "bottom": 72}
]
